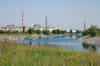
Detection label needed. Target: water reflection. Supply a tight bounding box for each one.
[82,43,96,51]
[29,38,33,45]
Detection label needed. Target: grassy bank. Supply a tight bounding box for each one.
[0,42,100,66]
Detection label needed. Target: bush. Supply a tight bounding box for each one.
[27,28,33,34]
[42,30,50,35]
[34,30,41,34]
[82,26,97,37]
[0,30,4,33]
[52,29,61,34]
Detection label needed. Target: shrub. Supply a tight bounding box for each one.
[42,30,50,35]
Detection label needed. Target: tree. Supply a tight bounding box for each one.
[42,30,50,35]
[69,29,73,37]
[69,29,73,34]
[82,25,97,37]
[0,30,4,33]
[52,29,61,34]
[60,30,66,34]
[75,30,81,34]
[27,28,32,34]
[22,26,26,32]
[34,30,41,34]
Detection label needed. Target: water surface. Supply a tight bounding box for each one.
[18,36,99,51]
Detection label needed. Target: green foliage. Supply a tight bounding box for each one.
[0,30,5,33]
[75,30,81,34]
[69,29,73,34]
[52,29,60,34]
[34,30,41,34]
[69,29,73,37]
[27,28,33,34]
[42,30,50,35]
[82,25,98,37]
[52,29,66,34]
[0,42,100,66]
[60,30,66,34]
[22,26,26,32]
[88,26,96,37]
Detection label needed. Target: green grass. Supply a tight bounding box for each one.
[0,42,100,66]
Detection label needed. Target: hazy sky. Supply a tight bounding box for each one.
[0,0,100,30]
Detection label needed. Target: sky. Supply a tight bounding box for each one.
[0,0,100,30]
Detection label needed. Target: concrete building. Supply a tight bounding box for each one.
[0,24,30,32]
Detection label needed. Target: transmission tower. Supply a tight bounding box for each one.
[45,16,48,30]
[21,12,25,32]
[83,18,87,31]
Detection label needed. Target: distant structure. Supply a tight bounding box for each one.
[0,24,22,32]
[21,12,25,32]
[83,22,86,31]
[83,17,87,31]
[45,16,48,30]
[33,24,41,30]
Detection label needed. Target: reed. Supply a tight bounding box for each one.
[0,41,100,66]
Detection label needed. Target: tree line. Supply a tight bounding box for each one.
[27,28,67,35]
[82,25,100,37]
[0,28,67,35]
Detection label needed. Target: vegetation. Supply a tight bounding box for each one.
[22,26,26,32]
[34,30,42,34]
[82,25,100,37]
[42,30,50,35]
[0,25,68,35]
[52,29,66,34]
[0,42,100,66]
[27,28,33,34]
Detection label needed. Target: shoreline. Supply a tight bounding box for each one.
[81,36,100,46]
[0,34,67,41]
[0,34,65,48]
